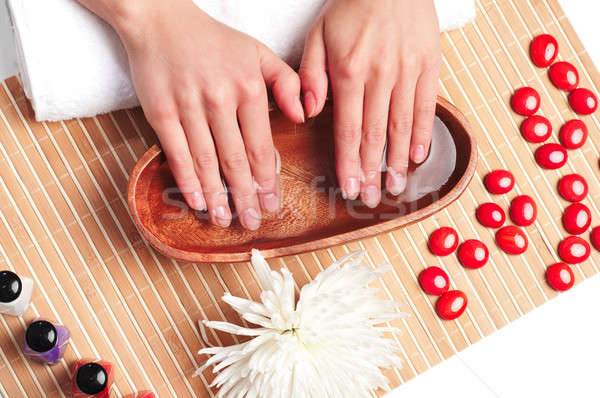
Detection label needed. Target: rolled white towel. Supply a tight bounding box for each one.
[7,0,476,122]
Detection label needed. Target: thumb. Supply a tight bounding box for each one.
[299,23,328,118]
[259,46,305,124]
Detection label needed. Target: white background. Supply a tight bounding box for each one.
[0,1,599,397]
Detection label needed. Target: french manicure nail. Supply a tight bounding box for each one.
[412,145,426,164]
[363,185,381,209]
[243,208,262,231]
[212,206,231,227]
[262,193,280,213]
[304,91,317,118]
[387,169,407,195]
[343,178,360,200]
[191,192,206,211]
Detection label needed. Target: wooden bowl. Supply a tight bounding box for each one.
[128,97,477,263]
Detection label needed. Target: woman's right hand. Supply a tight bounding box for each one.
[83,0,304,230]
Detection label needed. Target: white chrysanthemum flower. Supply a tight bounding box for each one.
[195,249,407,398]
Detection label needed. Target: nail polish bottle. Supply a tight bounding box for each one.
[23,318,70,365]
[0,270,33,316]
[72,359,114,398]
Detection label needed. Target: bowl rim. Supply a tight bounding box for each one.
[127,96,477,263]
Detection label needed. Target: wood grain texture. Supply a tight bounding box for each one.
[0,1,598,397]
[128,97,477,262]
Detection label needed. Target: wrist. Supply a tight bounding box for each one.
[106,2,149,45]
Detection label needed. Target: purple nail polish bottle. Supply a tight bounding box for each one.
[23,318,70,365]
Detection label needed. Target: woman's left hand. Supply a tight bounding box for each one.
[300,0,441,207]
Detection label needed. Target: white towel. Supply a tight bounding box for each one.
[6,0,476,122]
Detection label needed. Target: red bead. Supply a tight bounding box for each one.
[510,195,537,227]
[546,262,575,291]
[535,143,568,169]
[569,88,598,115]
[428,227,459,256]
[521,115,552,143]
[559,119,588,149]
[496,226,528,255]
[436,290,468,321]
[558,174,588,202]
[558,236,590,264]
[476,202,506,228]
[530,34,558,67]
[457,239,489,269]
[563,203,591,235]
[419,266,450,296]
[591,226,600,251]
[72,360,114,398]
[136,393,156,398]
[549,61,579,91]
[512,87,541,116]
[484,170,515,194]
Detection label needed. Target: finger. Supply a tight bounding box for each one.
[150,109,207,212]
[180,108,232,227]
[360,79,393,208]
[299,22,329,118]
[260,46,305,124]
[386,72,418,195]
[331,76,364,201]
[410,62,440,164]
[207,106,262,231]
[237,84,280,213]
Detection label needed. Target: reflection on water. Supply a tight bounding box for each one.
[392,116,456,203]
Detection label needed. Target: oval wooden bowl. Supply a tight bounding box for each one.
[128,97,477,263]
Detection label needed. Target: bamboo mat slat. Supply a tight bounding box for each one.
[0,0,599,396]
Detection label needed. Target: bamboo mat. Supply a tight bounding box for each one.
[0,0,598,396]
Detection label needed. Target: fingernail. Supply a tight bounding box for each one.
[342,178,360,200]
[363,185,381,209]
[411,145,426,164]
[242,208,262,231]
[387,170,407,195]
[262,193,280,213]
[295,97,306,123]
[304,91,317,118]
[190,192,206,211]
[212,205,232,227]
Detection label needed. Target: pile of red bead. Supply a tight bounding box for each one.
[480,170,532,256]
[526,33,599,292]
[423,227,469,321]
[530,33,598,114]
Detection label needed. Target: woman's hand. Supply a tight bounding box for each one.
[300,0,441,207]
[79,0,304,230]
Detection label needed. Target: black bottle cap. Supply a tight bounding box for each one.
[0,270,22,303]
[76,362,108,395]
[25,320,57,353]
